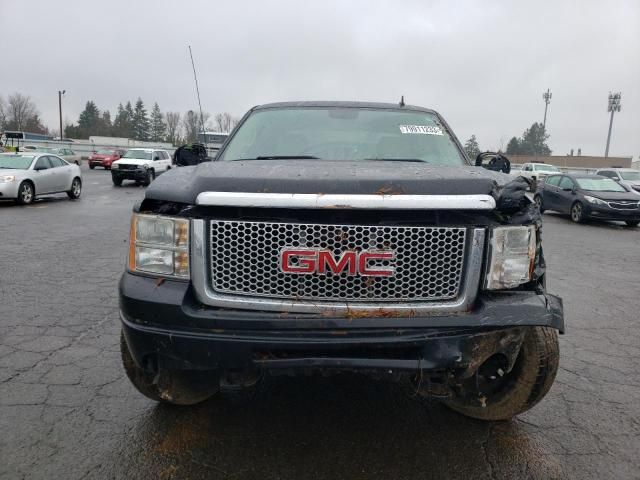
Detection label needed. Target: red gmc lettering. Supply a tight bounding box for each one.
[281,250,316,273]
[358,251,395,276]
[280,249,395,276]
[318,251,356,274]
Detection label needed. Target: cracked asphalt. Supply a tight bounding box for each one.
[1,166,639,479]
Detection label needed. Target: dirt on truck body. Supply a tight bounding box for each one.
[119,101,564,421]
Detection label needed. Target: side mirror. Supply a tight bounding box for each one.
[475,152,511,174]
[34,166,46,171]
[154,156,160,161]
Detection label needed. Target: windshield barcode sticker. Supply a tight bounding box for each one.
[399,125,443,135]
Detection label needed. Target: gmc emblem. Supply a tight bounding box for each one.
[280,249,395,276]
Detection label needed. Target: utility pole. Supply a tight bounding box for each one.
[605,92,621,158]
[58,90,65,140]
[188,46,206,140]
[542,89,552,130]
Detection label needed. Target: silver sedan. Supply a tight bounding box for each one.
[0,153,82,205]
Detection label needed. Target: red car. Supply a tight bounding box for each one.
[88,149,126,170]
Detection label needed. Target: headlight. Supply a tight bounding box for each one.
[583,195,607,206]
[485,226,536,290]
[112,163,119,169]
[0,175,16,183]
[128,214,190,278]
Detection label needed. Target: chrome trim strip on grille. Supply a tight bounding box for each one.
[606,200,640,210]
[195,192,496,210]
[191,219,485,314]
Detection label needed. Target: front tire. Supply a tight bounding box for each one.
[570,202,585,223]
[120,330,219,405]
[89,164,95,170]
[112,176,123,187]
[625,220,639,227]
[67,177,82,199]
[443,327,559,421]
[16,181,35,205]
[142,169,155,186]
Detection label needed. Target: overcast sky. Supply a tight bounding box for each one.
[1,0,638,158]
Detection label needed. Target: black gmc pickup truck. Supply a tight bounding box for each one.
[119,101,564,421]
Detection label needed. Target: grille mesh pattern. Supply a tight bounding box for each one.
[209,221,467,302]
[608,201,639,210]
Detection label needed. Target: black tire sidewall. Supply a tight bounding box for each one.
[17,181,34,205]
[68,178,82,199]
[571,202,584,223]
[444,327,559,421]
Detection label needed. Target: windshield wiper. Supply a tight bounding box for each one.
[238,155,320,160]
[364,158,428,163]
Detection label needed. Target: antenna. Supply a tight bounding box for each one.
[188,45,206,140]
[399,95,405,107]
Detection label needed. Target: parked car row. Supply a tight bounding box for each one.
[534,173,640,227]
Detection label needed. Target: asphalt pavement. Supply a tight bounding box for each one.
[1,166,639,479]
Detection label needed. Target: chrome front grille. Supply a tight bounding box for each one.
[209,220,467,302]
[607,201,639,210]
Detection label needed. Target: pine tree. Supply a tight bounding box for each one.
[519,123,551,156]
[506,137,521,155]
[463,135,481,160]
[113,102,135,138]
[77,101,101,138]
[112,103,126,137]
[99,110,112,136]
[149,103,166,142]
[124,101,135,138]
[506,123,551,156]
[132,98,150,141]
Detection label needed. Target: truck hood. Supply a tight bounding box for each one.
[113,159,150,167]
[145,160,512,205]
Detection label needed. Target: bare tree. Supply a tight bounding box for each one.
[214,112,238,133]
[6,93,37,131]
[182,110,210,143]
[0,95,6,129]
[165,112,182,145]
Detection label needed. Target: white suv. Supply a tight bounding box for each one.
[519,163,562,184]
[111,148,172,186]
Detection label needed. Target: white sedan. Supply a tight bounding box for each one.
[34,147,82,165]
[0,152,82,205]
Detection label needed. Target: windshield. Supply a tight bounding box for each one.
[97,149,115,155]
[0,155,34,169]
[620,171,640,181]
[219,107,465,165]
[123,150,152,160]
[534,164,560,172]
[576,177,626,192]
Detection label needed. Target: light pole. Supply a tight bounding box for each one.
[58,90,66,140]
[605,92,621,158]
[542,89,552,130]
